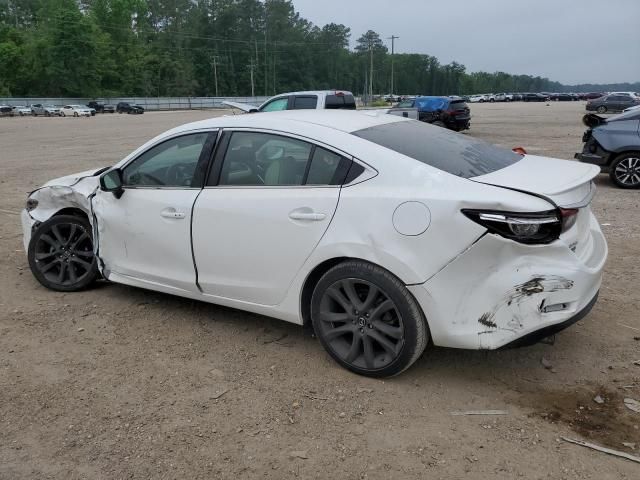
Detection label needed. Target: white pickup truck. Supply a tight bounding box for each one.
[224,90,418,119]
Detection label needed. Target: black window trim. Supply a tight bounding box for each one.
[120,129,219,190]
[203,127,364,189]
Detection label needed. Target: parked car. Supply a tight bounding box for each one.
[60,105,92,117]
[11,105,33,116]
[0,105,12,117]
[468,95,486,103]
[623,104,640,113]
[87,101,116,113]
[510,93,523,101]
[551,93,574,101]
[21,110,607,377]
[586,94,640,114]
[522,93,548,102]
[30,104,61,116]
[575,109,640,188]
[224,90,357,113]
[494,93,508,102]
[87,106,96,116]
[383,94,401,102]
[582,92,606,100]
[116,102,145,114]
[395,96,470,131]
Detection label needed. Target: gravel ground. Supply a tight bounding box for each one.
[1,102,639,479]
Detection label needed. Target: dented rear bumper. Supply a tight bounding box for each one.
[408,212,607,349]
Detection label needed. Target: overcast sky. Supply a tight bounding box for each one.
[291,0,639,85]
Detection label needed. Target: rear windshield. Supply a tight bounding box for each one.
[352,120,522,178]
[449,100,468,110]
[325,94,356,110]
[415,97,448,111]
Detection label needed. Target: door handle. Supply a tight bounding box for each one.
[161,209,186,219]
[289,211,326,221]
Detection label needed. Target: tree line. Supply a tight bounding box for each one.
[1,0,637,98]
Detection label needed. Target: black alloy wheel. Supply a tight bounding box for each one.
[311,261,428,377]
[28,215,99,291]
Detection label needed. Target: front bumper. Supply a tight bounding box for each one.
[408,211,607,350]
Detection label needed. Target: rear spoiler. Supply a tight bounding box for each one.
[582,113,606,128]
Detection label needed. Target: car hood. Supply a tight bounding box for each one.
[471,155,599,207]
[42,167,107,189]
[222,100,258,112]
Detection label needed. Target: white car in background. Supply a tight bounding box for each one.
[60,105,92,117]
[11,105,33,116]
[21,110,607,377]
[622,104,640,113]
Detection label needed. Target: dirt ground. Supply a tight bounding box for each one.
[1,102,639,479]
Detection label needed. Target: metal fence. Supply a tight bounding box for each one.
[0,96,271,111]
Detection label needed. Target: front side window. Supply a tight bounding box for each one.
[218,132,312,186]
[123,133,209,187]
[260,97,289,112]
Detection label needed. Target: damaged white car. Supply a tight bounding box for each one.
[22,110,607,377]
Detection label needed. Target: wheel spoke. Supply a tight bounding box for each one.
[368,330,399,356]
[70,232,89,249]
[369,299,394,321]
[65,224,77,246]
[40,258,60,273]
[67,263,78,283]
[362,336,375,368]
[36,251,57,261]
[39,233,60,249]
[372,320,403,339]
[51,225,66,245]
[56,262,67,283]
[361,285,380,311]
[345,335,362,363]
[341,279,362,309]
[326,286,351,312]
[318,312,350,323]
[324,324,354,341]
[71,256,92,270]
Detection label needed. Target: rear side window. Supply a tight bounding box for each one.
[325,94,356,110]
[306,147,350,185]
[292,96,318,110]
[352,120,522,178]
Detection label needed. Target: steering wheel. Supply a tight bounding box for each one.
[167,164,192,186]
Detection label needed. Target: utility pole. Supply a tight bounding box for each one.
[211,56,220,97]
[369,40,374,101]
[387,35,399,94]
[248,60,256,97]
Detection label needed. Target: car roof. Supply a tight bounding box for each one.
[171,110,405,136]
[271,90,354,97]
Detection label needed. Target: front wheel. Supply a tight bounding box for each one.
[311,261,429,377]
[28,215,99,292]
[60,112,66,117]
[610,153,640,189]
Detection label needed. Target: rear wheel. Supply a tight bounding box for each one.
[28,215,99,292]
[311,261,429,377]
[609,153,640,189]
[596,105,607,114]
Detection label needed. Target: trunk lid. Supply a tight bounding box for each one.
[471,154,599,207]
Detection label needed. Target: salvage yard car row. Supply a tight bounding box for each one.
[0,102,145,117]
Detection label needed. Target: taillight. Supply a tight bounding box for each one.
[462,209,561,244]
[559,208,579,232]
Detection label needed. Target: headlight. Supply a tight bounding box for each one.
[26,198,39,211]
[462,209,562,244]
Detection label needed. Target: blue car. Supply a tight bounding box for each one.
[396,96,471,131]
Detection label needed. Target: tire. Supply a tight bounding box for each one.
[74,112,79,117]
[596,105,607,114]
[45,111,50,117]
[311,260,429,377]
[609,153,640,189]
[28,215,99,292]
[61,112,66,117]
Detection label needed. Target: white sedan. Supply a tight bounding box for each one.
[60,105,92,117]
[21,111,607,377]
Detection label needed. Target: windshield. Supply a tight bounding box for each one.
[352,120,522,178]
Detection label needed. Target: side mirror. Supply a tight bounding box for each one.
[100,169,124,198]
